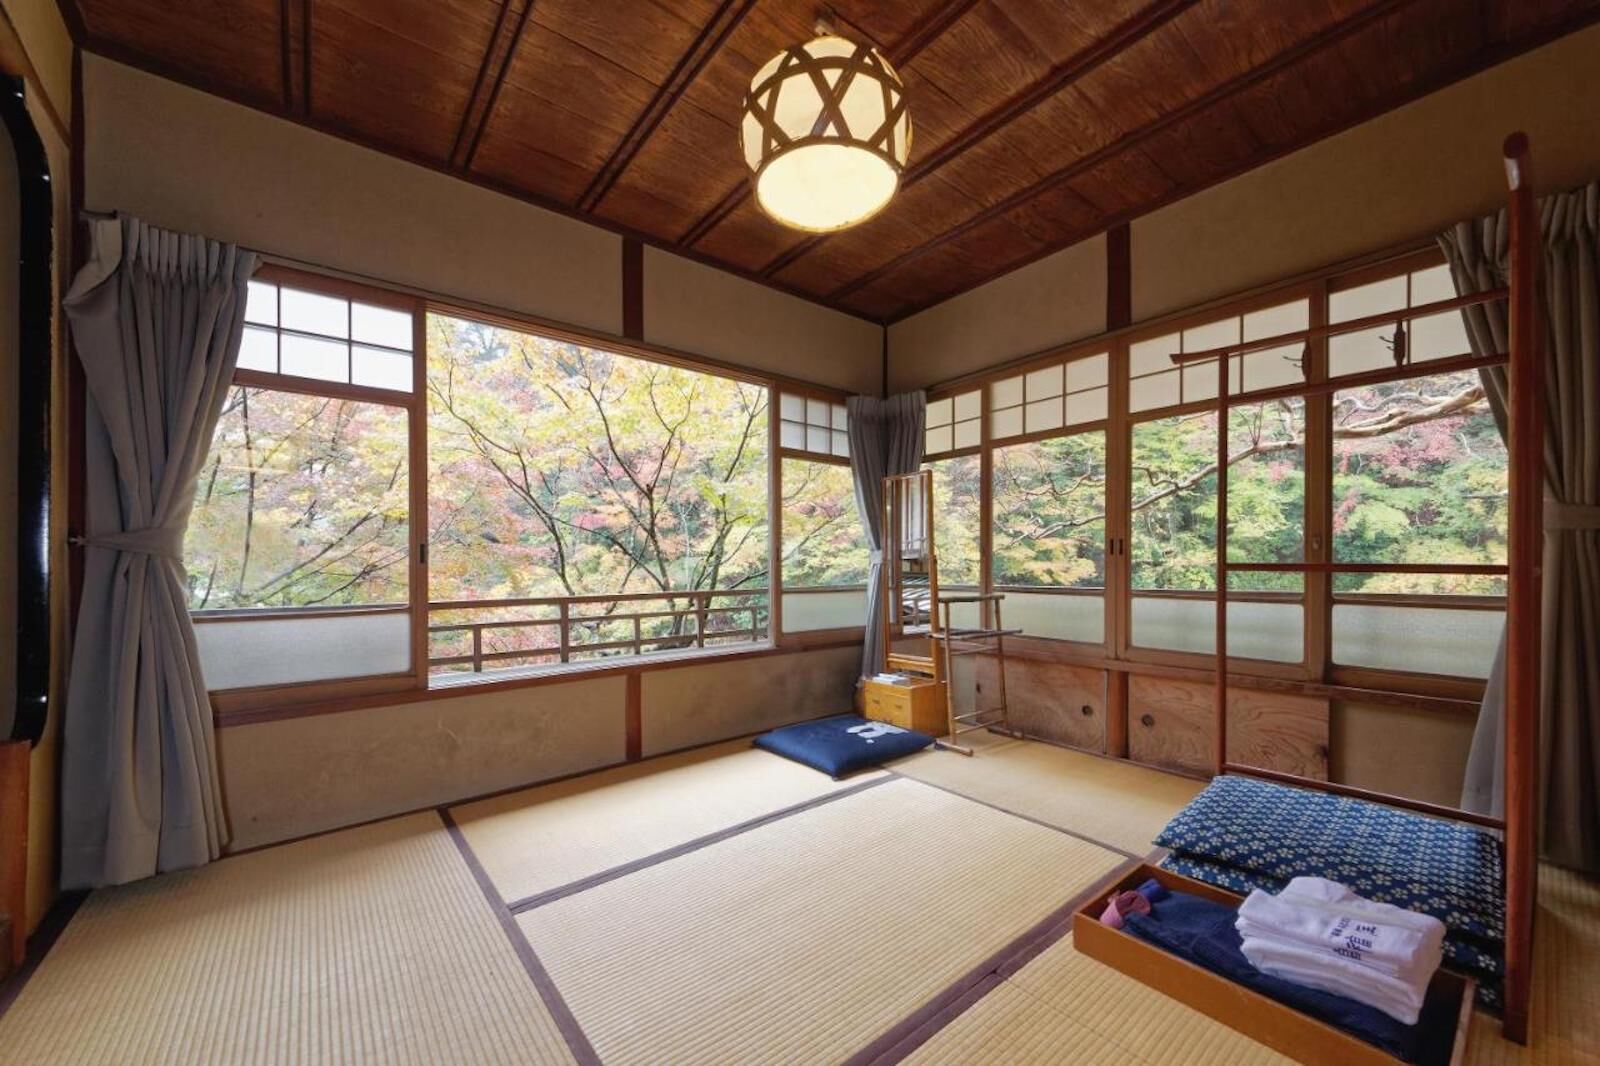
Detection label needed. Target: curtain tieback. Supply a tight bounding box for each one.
[75,525,186,560]
[1545,500,1600,530]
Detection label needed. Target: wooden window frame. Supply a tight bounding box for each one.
[207,264,858,720]
[916,243,1498,705]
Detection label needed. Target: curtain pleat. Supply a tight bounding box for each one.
[847,392,926,680]
[1441,182,1600,873]
[60,217,257,887]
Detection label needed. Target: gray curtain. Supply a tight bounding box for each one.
[61,217,257,887]
[847,392,926,680]
[1441,182,1600,874]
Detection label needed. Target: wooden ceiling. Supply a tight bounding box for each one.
[65,0,1600,323]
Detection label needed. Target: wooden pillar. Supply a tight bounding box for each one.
[1500,130,1541,1047]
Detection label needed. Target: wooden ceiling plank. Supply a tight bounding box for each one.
[826,0,1414,302]
[460,0,535,170]
[576,0,757,213]
[449,0,516,167]
[756,0,1199,278]
[877,0,1600,322]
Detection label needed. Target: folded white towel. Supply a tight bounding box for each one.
[1240,935,1428,1024]
[1237,888,1443,978]
[1235,877,1445,1026]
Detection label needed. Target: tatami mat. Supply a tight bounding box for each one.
[517,777,1124,1065]
[450,739,882,904]
[0,813,576,1066]
[896,732,1205,855]
[1466,864,1600,1064]
[899,981,1131,1064]
[904,934,1292,1065]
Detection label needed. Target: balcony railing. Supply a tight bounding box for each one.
[428,588,770,675]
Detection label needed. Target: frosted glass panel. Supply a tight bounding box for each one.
[1001,591,1103,643]
[1130,370,1180,411]
[1025,365,1063,400]
[1410,264,1455,304]
[1024,398,1062,434]
[194,610,410,689]
[1067,353,1108,390]
[806,425,830,452]
[925,425,952,454]
[1409,311,1470,363]
[953,390,981,420]
[832,431,849,458]
[281,287,349,338]
[806,398,830,425]
[779,392,805,420]
[280,334,349,381]
[352,346,412,391]
[991,406,1023,439]
[1131,596,1303,661]
[1243,299,1309,341]
[781,589,867,633]
[352,303,413,350]
[237,326,277,372]
[926,397,953,426]
[1183,317,1240,352]
[952,419,981,450]
[991,375,1024,408]
[245,281,278,326]
[1130,333,1179,376]
[1331,276,1406,322]
[780,421,805,449]
[1332,604,1501,678]
[1065,388,1106,425]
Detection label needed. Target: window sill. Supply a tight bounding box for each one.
[212,635,864,728]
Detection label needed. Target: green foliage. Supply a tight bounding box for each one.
[184,387,410,609]
[927,454,981,585]
[781,458,869,587]
[992,434,1105,588]
[426,315,771,602]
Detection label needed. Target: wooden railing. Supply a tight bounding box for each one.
[428,588,769,674]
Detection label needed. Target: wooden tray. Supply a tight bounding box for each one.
[1073,863,1474,1066]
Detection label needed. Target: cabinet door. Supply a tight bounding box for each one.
[976,657,1106,752]
[1128,676,1329,779]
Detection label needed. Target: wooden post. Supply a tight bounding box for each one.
[471,625,483,672]
[1500,130,1541,1047]
[558,602,571,662]
[1214,352,1230,776]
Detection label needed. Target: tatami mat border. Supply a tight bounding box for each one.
[886,770,1144,861]
[505,774,895,913]
[440,808,602,1066]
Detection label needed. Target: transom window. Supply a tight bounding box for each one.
[243,277,417,392]
[989,351,1108,439]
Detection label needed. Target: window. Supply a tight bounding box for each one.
[1128,299,1309,414]
[1128,404,1305,662]
[991,432,1106,643]
[926,454,981,587]
[1329,263,1470,377]
[1330,368,1506,678]
[925,388,980,455]
[778,391,848,458]
[780,458,869,633]
[425,313,771,675]
[989,352,1108,440]
[186,270,421,693]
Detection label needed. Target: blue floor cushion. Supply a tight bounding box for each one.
[754,714,934,778]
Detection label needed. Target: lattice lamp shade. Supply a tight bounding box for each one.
[741,35,912,233]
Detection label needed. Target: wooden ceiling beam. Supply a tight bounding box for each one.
[453,0,535,171]
[828,0,1415,303]
[578,0,757,212]
[759,0,1201,278]
[675,0,982,248]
